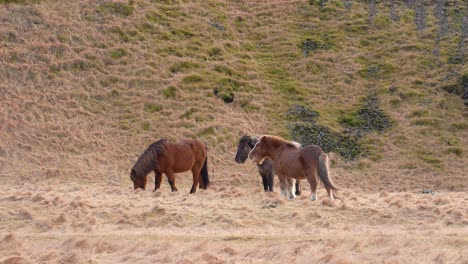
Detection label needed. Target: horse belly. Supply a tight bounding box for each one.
[277,155,306,179]
[172,155,194,173]
[288,166,306,179]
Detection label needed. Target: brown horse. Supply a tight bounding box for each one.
[130,139,209,193]
[235,135,301,195]
[248,135,337,201]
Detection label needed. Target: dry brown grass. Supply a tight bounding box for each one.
[0,0,467,263]
[0,180,467,263]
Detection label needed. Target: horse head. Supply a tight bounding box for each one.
[235,135,258,163]
[130,168,147,190]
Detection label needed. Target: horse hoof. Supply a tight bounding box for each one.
[310,194,317,201]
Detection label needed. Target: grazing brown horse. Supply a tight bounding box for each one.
[130,139,210,193]
[235,135,301,195]
[248,135,338,201]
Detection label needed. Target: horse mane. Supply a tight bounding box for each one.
[132,139,167,177]
[290,141,301,148]
[238,135,263,148]
[262,135,301,149]
[240,135,252,145]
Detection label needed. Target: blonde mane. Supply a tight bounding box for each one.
[260,135,301,149]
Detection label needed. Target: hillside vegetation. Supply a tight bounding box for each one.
[0,1,467,263]
[1,0,466,191]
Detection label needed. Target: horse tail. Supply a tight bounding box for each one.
[201,154,210,189]
[318,154,338,190]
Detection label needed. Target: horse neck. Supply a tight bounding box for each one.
[264,139,286,161]
[133,150,157,176]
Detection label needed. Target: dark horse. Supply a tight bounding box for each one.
[130,139,210,193]
[235,135,301,195]
[249,135,338,201]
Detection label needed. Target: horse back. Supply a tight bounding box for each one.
[300,145,324,156]
[180,139,206,159]
[160,140,206,173]
[275,148,304,177]
[299,145,324,167]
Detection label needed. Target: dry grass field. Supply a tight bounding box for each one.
[0,0,467,263]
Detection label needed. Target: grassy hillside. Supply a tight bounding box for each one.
[0,0,466,191]
[1,1,467,263]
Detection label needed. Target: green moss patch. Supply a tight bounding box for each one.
[97,2,134,17]
[287,105,319,123]
[289,122,363,160]
[358,63,396,79]
[213,87,234,103]
[339,92,391,135]
[300,38,331,57]
[287,105,363,160]
[162,86,177,98]
[442,73,468,105]
[182,74,204,83]
[110,48,128,59]
[170,61,200,73]
[143,103,163,113]
[197,126,216,137]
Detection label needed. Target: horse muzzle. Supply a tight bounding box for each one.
[235,154,247,164]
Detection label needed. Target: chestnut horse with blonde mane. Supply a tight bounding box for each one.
[235,135,302,194]
[130,139,209,193]
[249,135,337,201]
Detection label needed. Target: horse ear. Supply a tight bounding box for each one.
[249,137,258,147]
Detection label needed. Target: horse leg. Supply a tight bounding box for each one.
[261,174,268,192]
[287,178,296,200]
[198,169,205,189]
[295,181,301,196]
[190,167,201,194]
[306,170,318,201]
[278,176,288,198]
[166,171,178,192]
[153,171,162,192]
[266,172,274,192]
[326,187,334,200]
